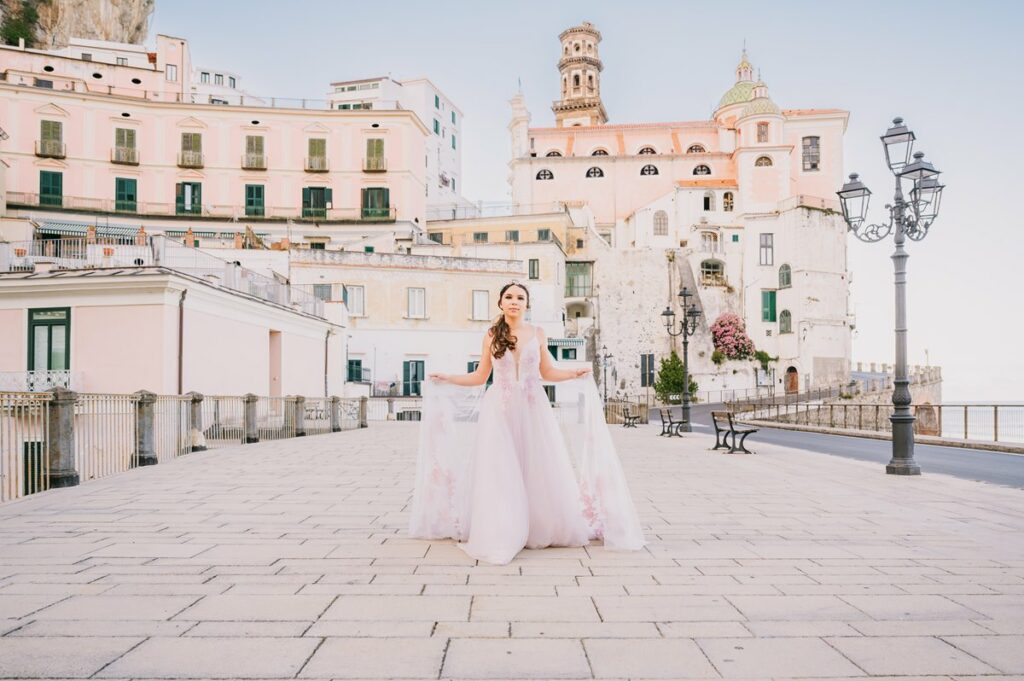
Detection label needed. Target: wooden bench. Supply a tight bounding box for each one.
[711,411,758,454]
[658,407,687,437]
[621,406,640,428]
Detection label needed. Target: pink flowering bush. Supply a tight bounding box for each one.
[710,313,755,360]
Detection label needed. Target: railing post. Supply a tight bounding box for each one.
[386,396,395,421]
[294,396,306,437]
[330,396,342,432]
[964,405,969,440]
[187,391,206,452]
[243,393,259,444]
[46,387,79,488]
[359,396,368,428]
[135,390,158,467]
[993,405,999,442]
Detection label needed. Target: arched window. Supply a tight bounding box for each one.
[586,167,604,178]
[653,210,668,236]
[779,310,792,334]
[779,264,792,288]
[591,149,608,156]
[700,259,725,286]
[723,191,734,212]
[536,169,554,180]
[686,144,706,154]
[755,156,773,167]
[545,150,562,157]
[703,191,715,211]
[640,164,659,176]
[573,74,580,86]
[693,164,711,175]
[638,146,657,155]
[587,74,593,88]
[757,122,769,142]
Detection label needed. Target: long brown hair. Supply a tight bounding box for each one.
[490,282,530,359]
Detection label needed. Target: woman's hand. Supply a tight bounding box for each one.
[428,373,450,383]
[573,368,592,378]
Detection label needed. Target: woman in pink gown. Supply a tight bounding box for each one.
[409,282,645,565]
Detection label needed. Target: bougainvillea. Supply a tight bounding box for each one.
[710,313,755,360]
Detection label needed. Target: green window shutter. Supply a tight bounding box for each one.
[360,188,368,210]
[302,187,311,210]
[770,291,776,321]
[309,138,325,157]
[41,120,62,142]
[761,291,777,322]
[452,135,456,150]
[175,182,184,212]
[366,138,383,159]
[193,182,201,207]
[382,188,390,208]
[325,187,333,206]
[115,127,136,148]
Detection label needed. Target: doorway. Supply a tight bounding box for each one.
[785,366,799,394]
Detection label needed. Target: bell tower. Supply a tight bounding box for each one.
[552,22,608,127]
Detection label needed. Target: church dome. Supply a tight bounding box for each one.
[717,81,755,109]
[741,96,780,117]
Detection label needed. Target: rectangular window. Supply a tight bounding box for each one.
[165,63,177,82]
[347,359,363,382]
[34,78,53,88]
[81,53,92,61]
[214,73,223,85]
[802,136,821,171]
[561,348,577,360]
[640,353,655,388]
[245,184,265,217]
[360,187,390,219]
[761,290,777,322]
[433,119,440,135]
[229,76,236,88]
[528,258,540,280]
[428,232,444,244]
[473,232,488,243]
[180,132,201,153]
[732,234,740,243]
[310,242,325,250]
[364,246,375,253]
[175,181,202,215]
[312,284,332,301]
[115,177,137,212]
[506,230,519,242]
[345,285,365,316]
[28,308,70,371]
[407,287,426,318]
[365,138,385,170]
[759,233,774,266]
[307,138,327,170]
[757,122,769,143]
[115,127,136,150]
[39,170,63,207]
[302,186,332,218]
[538,228,551,241]
[244,135,265,168]
[434,94,440,108]
[116,56,128,66]
[200,71,210,83]
[451,135,456,150]
[403,360,425,396]
[467,360,493,386]
[565,262,593,297]
[451,111,456,125]
[39,119,62,158]
[472,290,489,320]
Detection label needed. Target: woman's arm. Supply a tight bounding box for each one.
[429,331,494,387]
[537,328,591,382]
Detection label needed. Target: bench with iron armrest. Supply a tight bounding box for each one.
[620,406,641,428]
[711,410,758,454]
[658,407,687,437]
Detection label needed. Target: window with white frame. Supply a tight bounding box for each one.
[703,191,715,211]
[759,233,774,266]
[723,191,734,212]
[407,287,426,318]
[701,231,719,253]
[165,64,177,82]
[757,122,769,143]
[802,136,820,171]
[472,290,489,320]
[214,73,223,86]
[345,285,365,316]
[200,71,210,83]
[653,210,668,236]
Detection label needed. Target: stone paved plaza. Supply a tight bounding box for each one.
[1,422,1023,680]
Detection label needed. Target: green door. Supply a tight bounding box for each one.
[245,184,265,217]
[115,177,137,212]
[361,187,390,219]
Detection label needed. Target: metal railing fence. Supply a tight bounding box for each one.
[201,396,246,446]
[0,393,51,503]
[153,396,192,462]
[75,393,138,482]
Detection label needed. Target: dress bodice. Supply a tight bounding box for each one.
[491,330,540,387]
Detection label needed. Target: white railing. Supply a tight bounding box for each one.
[366,397,422,422]
[35,139,66,158]
[111,146,139,164]
[363,157,387,172]
[256,397,290,440]
[0,392,50,503]
[303,398,332,435]
[0,370,75,392]
[305,156,329,171]
[177,150,204,168]
[154,396,192,462]
[201,396,246,446]
[426,201,567,221]
[74,394,138,482]
[242,153,267,170]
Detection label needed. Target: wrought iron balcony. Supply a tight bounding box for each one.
[0,370,74,392]
[177,151,204,168]
[111,146,139,165]
[305,156,329,172]
[35,139,66,158]
[363,157,387,172]
[242,153,267,170]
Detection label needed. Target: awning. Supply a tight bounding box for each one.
[165,229,271,239]
[35,220,141,238]
[547,337,585,348]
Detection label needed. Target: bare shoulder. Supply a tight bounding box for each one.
[534,325,547,341]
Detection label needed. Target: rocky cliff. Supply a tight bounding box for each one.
[1,0,153,48]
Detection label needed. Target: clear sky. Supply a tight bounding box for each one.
[151,0,1024,401]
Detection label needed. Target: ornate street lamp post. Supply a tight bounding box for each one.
[600,345,613,404]
[837,117,945,476]
[661,287,701,432]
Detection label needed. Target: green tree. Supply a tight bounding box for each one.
[653,351,699,404]
[1,1,41,48]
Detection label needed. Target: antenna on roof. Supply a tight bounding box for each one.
[517,76,522,93]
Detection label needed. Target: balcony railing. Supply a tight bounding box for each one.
[111,146,139,165]
[363,157,387,172]
[6,192,397,223]
[177,151,204,168]
[565,284,594,298]
[700,273,729,287]
[0,370,74,392]
[242,153,267,170]
[35,139,66,158]
[305,156,329,172]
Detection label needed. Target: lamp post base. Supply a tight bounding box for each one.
[885,460,921,476]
